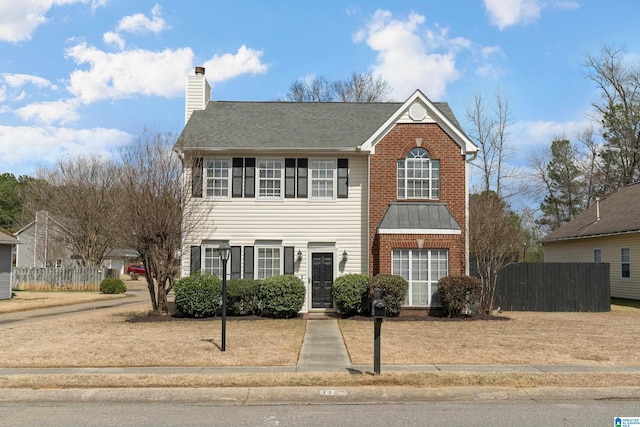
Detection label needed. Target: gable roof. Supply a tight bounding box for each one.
[0,227,18,245]
[174,95,473,153]
[540,183,640,243]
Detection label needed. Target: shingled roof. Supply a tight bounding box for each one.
[175,100,462,151]
[540,183,640,243]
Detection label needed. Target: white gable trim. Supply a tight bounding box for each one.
[358,90,478,155]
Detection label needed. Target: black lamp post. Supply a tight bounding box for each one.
[218,242,231,351]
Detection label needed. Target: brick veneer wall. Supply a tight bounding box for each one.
[369,122,467,278]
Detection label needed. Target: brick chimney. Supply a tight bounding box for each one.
[185,66,211,125]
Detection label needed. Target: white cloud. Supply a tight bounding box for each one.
[484,0,578,30]
[355,10,468,100]
[15,100,80,125]
[0,125,132,175]
[202,45,269,83]
[0,85,5,102]
[103,31,125,50]
[0,0,106,43]
[3,73,58,90]
[512,117,594,156]
[116,4,168,35]
[65,42,195,103]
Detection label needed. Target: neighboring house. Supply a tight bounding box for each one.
[541,183,640,300]
[14,211,74,268]
[175,67,478,313]
[0,227,19,299]
[102,248,140,276]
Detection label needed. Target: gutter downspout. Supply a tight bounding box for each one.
[464,150,478,276]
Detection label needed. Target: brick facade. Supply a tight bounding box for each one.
[369,123,467,279]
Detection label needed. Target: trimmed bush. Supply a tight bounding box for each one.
[173,274,221,318]
[99,278,127,294]
[369,274,408,317]
[332,274,370,316]
[438,276,482,317]
[259,274,305,318]
[226,279,260,315]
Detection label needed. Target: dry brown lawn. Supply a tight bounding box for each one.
[339,304,640,366]
[0,291,127,314]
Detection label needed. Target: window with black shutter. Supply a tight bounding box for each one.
[245,158,255,198]
[192,157,203,198]
[243,246,254,279]
[297,158,308,198]
[190,246,201,274]
[232,158,243,197]
[285,158,296,198]
[338,158,348,198]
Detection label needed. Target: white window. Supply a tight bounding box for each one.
[621,248,630,278]
[593,249,602,263]
[397,148,440,199]
[392,249,448,306]
[205,159,230,197]
[257,247,281,279]
[310,160,335,198]
[258,160,283,198]
[203,246,224,278]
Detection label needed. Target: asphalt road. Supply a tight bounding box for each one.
[1,400,639,426]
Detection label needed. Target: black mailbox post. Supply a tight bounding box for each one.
[372,288,385,375]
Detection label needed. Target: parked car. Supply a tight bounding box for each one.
[126,264,145,275]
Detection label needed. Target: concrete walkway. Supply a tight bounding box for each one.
[296,318,351,372]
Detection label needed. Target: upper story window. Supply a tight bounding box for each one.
[205,159,230,197]
[397,148,440,199]
[311,160,335,198]
[258,160,283,198]
[621,247,631,279]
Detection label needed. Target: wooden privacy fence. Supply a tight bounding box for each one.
[12,267,118,291]
[494,262,610,312]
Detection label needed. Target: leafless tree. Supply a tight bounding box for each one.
[117,130,184,314]
[334,72,391,102]
[26,156,121,267]
[465,91,517,197]
[282,72,392,102]
[469,192,525,312]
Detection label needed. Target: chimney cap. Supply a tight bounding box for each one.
[195,66,205,75]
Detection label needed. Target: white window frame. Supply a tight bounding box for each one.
[202,242,229,279]
[621,247,631,279]
[205,158,230,198]
[593,248,602,263]
[310,159,336,199]
[392,249,448,306]
[397,148,440,199]
[258,159,283,199]
[256,246,282,279]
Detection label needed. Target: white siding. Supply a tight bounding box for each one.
[181,154,369,311]
[185,75,210,125]
[544,233,640,300]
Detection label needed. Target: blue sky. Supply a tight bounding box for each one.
[1,0,639,186]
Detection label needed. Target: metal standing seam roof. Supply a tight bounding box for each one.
[175,101,463,151]
[540,182,640,242]
[377,202,461,232]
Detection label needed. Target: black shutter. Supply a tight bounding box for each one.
[338,158,348,198]
[297,158,308,198]
[231,246,241,279]
[190,246,201,274]
[285,158,296,198]
[232,158,243,198]
[245,158,255,198]
[284,246,294,275]
[243,246,254,279]
[192,157,203,198]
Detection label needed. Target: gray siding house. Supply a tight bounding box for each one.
[0,228,18,299]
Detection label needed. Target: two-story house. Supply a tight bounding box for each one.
[175,67,478,313]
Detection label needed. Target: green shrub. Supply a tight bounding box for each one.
[226,279,260,315]
[438,276,482,317]
[259,274,305,318]
[99,278,127,294]
[173,274,222,318]
[369,274,408,317]
[332,274,370,316]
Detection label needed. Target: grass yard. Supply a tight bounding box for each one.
[339,304,640,366]
[0,290,127,314]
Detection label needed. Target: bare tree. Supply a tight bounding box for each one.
[117,130,184,314]
[469,192,524,312]
[26,156,121,267]
[465,90,516,197]
[334,72,391,102]
[584,44,640,189]
[282,72,392,102]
